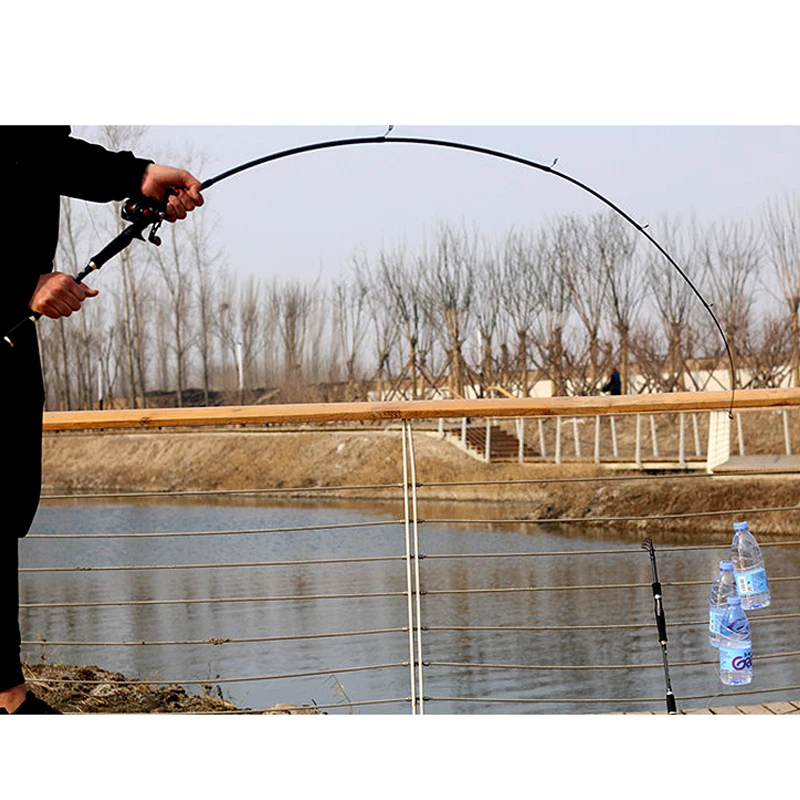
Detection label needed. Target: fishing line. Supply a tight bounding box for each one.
[4,130,737,417]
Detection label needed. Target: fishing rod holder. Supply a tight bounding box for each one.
[642,536,678,713]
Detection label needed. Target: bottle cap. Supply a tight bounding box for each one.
[733,521,749,532]
[727,596,742,606]
[720,560,733,570]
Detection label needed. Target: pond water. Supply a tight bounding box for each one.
[21,497,800,714]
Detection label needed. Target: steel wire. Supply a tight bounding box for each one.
[20,555,404,573]
[423,695,670,705]
[422,581,652,596]
[38,468,800,505]
[28,662,408,686]
[26,518,402,540]
[676,683,800,703]
[426,682,800,706]
[22,581,800,609]
[424,504,800,527]
[21,589,408,610]
[21,627,407,647]
[425,650,800,672]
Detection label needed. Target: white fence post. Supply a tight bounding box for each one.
[736,413,745,456]
[635,414,643,468]
[610,416,619,458]
[706,410,732,473]
[594,416,601,465]
[784,410,792,455]
[555,417,562,465]
[650,415,659,458]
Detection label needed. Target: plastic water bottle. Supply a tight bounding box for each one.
[731,520,771,610]
[708,560,737,647]
[718,596,753,685]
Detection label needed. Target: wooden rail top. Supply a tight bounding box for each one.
[42,388,800,432]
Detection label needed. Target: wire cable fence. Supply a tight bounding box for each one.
[22,392,800,713]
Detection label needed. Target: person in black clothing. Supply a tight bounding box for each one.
[0,127,204,714]
[602,367,622,395]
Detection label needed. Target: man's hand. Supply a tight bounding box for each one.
[140,164,204,222]
[29,273,99,319]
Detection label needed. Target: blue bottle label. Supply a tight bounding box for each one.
[720,646,752,672]
[736,567,768,596]
[709,607,726,634]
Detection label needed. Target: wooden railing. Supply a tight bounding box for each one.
[42,388,800,431]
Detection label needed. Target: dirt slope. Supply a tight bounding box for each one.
[40,428,800,535]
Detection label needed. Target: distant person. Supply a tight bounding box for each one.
[602,368,622,396]
[0,126,204,715]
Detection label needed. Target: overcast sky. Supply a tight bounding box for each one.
[72,123,800,287]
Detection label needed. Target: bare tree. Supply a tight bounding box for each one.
[499,227,545,396]
[95,125,152,407]
[270,278,314,398]
[188,212,224,404]
[592,212,642,393]
[420,223,477,397]
[701,218,762,388]
[152,231,194,406]
[333,258,371,399]
[377,245,425,399]
[353,253,401,400]
[646,215,704,391]
[561,214,609,393]
[530,218,572,396]
[762,193,800,387]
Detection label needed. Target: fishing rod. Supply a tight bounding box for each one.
[3,194,170,348]
[2,130,738,416]
[642,537,678,714]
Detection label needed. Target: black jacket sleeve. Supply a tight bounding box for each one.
[0,126,153,333]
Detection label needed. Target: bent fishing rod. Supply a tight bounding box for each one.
[2,130,737,414]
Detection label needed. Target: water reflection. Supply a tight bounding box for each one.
[21,497,800,714]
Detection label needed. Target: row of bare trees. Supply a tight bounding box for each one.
[34,130,800,410]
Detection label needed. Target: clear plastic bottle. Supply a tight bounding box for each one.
[708,560,737,647]
[731,520,771,610]
[718,596,752,685]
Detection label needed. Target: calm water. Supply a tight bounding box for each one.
[21,498,800,714]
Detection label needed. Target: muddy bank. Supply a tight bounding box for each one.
[22,663,318,714]
[40,428,800,534]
